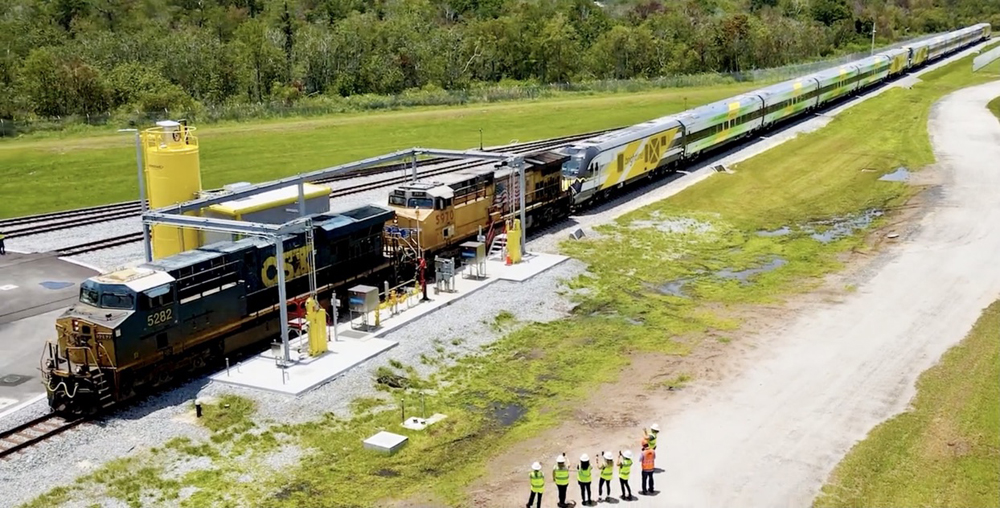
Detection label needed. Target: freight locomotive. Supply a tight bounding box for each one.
[42,205,394,413]
[41,22,990,415]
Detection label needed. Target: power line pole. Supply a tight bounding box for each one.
[871,22,877,56]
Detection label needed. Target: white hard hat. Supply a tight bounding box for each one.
[651,423,660,432]
[556,454,566,463]
[580,454,590,462]
[603,451,612,460]
[532,462,541,471]
[623,450,632,459]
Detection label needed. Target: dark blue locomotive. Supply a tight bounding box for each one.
[42,205,394,414]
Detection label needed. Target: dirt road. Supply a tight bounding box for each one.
[480,80,1000,507]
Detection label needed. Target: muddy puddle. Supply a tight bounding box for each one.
[878,167,911,182]
[806,209,884,243]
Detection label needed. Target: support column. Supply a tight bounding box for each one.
[297,181,306,217]
[275,237,291,366]
[142,221,153,263]
[518,158,527,256]
[135,131,147,215]
[411,153,418,182]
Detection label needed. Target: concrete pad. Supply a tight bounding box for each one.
[363,431,408,454]
[207,250,567,396]
[485,252,569,282]
[0,252,98,325]
[209,332,397,395]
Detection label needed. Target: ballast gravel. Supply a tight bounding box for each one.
[0,256,584,508]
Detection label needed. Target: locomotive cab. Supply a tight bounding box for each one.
[386,168,497,254]
[43,268,177,413]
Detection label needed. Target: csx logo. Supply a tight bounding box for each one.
[644,137,662,164]
[261,246,311,287]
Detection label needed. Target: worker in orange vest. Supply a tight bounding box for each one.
[640,440,656,495]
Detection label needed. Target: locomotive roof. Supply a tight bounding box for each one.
[92,267,176,292]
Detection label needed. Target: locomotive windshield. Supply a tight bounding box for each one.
[79,280,136,310]
[561,146,588,178]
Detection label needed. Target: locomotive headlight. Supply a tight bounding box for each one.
[72,319,79,331]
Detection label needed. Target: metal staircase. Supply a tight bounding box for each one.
[488,234,507,260]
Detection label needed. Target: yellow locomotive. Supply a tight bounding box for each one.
[386,153,569,255]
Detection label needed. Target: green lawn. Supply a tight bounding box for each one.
[814,300,1000,508]
[0,83,760,219]
[19,55,1000,508]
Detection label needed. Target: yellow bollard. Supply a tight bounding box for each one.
[306,297,328,356]
[507,219,523,264]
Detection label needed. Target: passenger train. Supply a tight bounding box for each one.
[41,22,990,415]
[559,23,991,207]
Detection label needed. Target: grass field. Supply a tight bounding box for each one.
[813,300,1000,508]
[0,82,761,219]
[990,96,1000,120]
[19,55,1000,508]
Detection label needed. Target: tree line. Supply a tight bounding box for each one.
[0,0,996,122]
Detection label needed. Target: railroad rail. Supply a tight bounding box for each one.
[56,233,145,257]
[1,130,617,240]
[0,413,86,459]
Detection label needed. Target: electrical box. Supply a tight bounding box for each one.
[461,241,487,279]
[460,241,485,263]
[348,285,379,313]
[435,257,456,293]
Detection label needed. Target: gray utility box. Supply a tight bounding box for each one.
[460,241,485,264]
[348,285,379,314]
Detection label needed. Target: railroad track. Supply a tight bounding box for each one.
[56,233,145,257]
[0,413,86,459]
[1,130,616,240]
[328,130,612,198]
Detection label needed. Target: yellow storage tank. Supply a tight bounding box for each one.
[142,120,203,259]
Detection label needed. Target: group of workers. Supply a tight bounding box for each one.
[526,424,660,508]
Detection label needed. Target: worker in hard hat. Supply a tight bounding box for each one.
[643,423,660,450]
[552,454,571,507]
[617,449,634,500]
[597,451,615,501]
[641,440,656,495]
[527,461,544,508]
[577,453,593,505]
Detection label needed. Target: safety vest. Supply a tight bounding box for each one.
[600,462,614,481]
[642,449,655,471]
[619,458,632,480]
[578,463,592,483]
[553,466,570,486]
[647,432,657,450]
[529,471,545,493]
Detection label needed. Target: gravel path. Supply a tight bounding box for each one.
[633,78,1000,508]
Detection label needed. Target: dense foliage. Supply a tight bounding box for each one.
[0,0,996,121]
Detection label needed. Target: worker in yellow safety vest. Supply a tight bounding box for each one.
[552,454,571,507]
[643,423,659,450]
[577,453,593,505]
[0,230,6,255]
[597,451,615,501]
[527,461,544,508]
[617,449,634,499]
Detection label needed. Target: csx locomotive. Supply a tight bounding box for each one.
[42,22,990,415]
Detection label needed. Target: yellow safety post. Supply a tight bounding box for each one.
[306,297,328,356]
[506,219,522,264]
